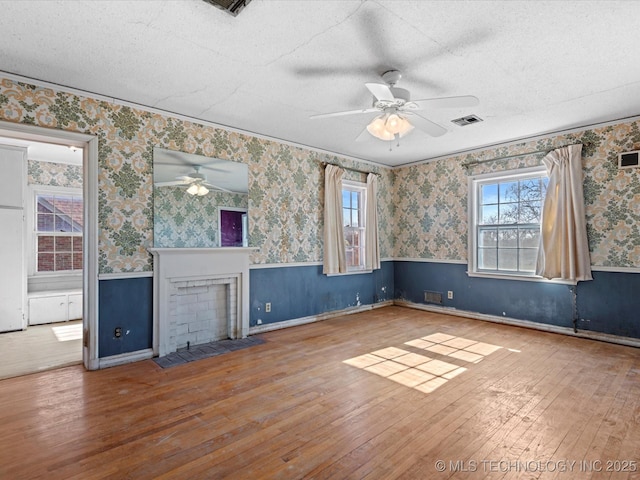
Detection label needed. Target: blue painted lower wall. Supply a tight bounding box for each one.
[98,277,153,358]
[249,261,394,326]
[95,260,639,358]
[394,261,640,339]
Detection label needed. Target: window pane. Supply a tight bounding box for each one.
[38,236,55,252]
[37,195,55,213]
[72,196,83,232]
[38,253,55,272]
[73,252,83,270]
[55,236,72,252]
[351,209,359,227]
[73,236,83,252]
[519,228,540,248]
[499,182,519,203]
[56,253,73,270]
[37,214,55,232]
[498,249,517,271]
[478,227,497,247]
[55,214,73,232]
[480,184,498,205]
[480,205,498,224]
[499,203,518,224]
[478,248,497,270]
[343,208,351,227]
[520,178,542,200]
[54,194,73,214]
[498,228,518,247]
[519,249,538,272]
[519,200,542,223]
[342,190,350,207]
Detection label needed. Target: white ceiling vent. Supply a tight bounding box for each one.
[452,114,483,127]
[203,0,251,16]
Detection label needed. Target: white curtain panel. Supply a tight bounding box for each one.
[536,144,593,282]
[323,164,346,274]
[365,172,381,270]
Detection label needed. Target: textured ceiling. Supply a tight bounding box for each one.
[1,0,639,167]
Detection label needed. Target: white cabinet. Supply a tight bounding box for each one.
[28,290,83,325]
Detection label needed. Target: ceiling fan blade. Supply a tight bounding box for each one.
[365,82,395,102]
[410,95,479,110]
[154,180,189,187]
[310,107,378,120]
[407,112,448,137]
[203,182,234,193]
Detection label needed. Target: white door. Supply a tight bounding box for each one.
[0,145,27,332]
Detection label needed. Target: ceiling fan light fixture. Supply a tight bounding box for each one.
[196,185,209,196]
[367,113,414,141]
[186,184,199,195]
[186,183,209,196]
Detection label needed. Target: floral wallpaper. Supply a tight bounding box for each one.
[28,159,82,188]
[0,77,393,273]
[154,186,248,248]
[393,120,640,268]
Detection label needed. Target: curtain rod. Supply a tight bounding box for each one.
[322,162,379,176]
[461,143,583,170]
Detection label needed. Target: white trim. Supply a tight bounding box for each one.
[394,300,640,349]
[399,114,640,168]
[393,257,467,264]
[249,300,393,335]
[591,265,640,274]
[326,269,373,277]
[0,70,391,172]
[0,121,99,371]
[466,270,577,285]
[250,261,323,269]
[98,348,154,369]
[98,271,154,280]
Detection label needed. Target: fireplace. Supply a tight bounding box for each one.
[148,248,253,357]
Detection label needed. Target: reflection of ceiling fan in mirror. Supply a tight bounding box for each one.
[154,166,233,196]
[310,70,479,145]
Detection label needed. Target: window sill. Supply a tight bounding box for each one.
[466,270,577,285]
[326,268,373,277]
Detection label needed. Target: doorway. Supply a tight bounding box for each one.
[0,121,98,377]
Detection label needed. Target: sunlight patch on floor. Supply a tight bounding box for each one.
[52,323,83,342]
[343,333,503,394]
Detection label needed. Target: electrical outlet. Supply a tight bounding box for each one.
[265,302,271,313]
[257,319,263,325]
[447,291,454,300]
[114,327,122,338]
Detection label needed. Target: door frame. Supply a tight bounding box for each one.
[0,120,99,370]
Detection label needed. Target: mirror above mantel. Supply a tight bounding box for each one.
[153,147,248,248]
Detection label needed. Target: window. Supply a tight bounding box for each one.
[34,190,83,273]
[469,167,548,278]
[342,181,367,271]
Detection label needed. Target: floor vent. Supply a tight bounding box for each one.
[452,114,483,127]
[424,291,443,305]
[203,0,252,16]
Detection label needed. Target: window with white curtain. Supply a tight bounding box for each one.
[468,167,548,278]
[342,180,367,271]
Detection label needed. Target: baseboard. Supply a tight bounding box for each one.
[98,348,154,369]
[394,300,640,349]
[248,300,394,335]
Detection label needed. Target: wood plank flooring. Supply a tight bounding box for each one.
[0,306,639,479]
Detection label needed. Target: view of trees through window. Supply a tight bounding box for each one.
[477,175,548,273]
[36,193,83,272]
[343,186,365,270]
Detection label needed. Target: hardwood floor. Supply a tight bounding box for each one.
[1,306,639,479]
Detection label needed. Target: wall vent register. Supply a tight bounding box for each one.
[618,150,640,169]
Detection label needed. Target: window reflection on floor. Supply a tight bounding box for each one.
[343,333,503,394]
[51,322,83,342]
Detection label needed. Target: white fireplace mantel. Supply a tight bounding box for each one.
[148,247,255,357]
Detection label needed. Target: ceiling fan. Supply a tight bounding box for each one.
[154,166,233,196]
[310,70,479,144]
